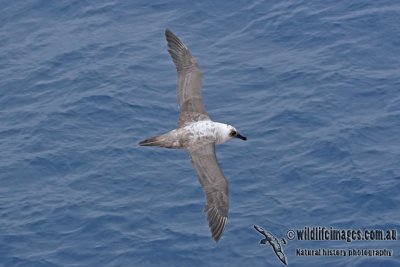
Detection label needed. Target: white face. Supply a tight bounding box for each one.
[227,126,238,139]
[226,125,246,141]
[215,123,246,144]
[215,124,236,144]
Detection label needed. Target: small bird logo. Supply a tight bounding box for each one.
[254,225,288,265]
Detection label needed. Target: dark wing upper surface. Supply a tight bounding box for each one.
[165,29,210,127]
[188,143,228,242]
[254,225,267,237]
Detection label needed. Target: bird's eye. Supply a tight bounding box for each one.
[230,130,237,137]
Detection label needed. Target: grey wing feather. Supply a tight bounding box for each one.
[188,143,228,242]
[165,29,210,127]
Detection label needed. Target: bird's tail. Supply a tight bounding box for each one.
[138,135,164,147]
[138,132,181,149]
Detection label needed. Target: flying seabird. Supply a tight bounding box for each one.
[139,29,247,242]
[254,225,288,265]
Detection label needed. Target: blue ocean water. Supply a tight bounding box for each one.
[1,0,399,266]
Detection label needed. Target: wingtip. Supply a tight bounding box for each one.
[165,28,182,47]
[212,230,223,242]
[208,214,227,242]
[213,235,221,242]
[165,28,175,39]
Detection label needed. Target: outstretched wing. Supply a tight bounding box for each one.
[254,225,267,237]
[188,143,228,242]
[165,29,210,127]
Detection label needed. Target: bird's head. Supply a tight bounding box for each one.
[215,123,247,144]
[228,126,247,141]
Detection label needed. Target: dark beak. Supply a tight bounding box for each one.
[236,133,247,141]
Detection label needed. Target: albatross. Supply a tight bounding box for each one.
[139,29,247,242]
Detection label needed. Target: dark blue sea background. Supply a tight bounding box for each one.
[1,1,399,266]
